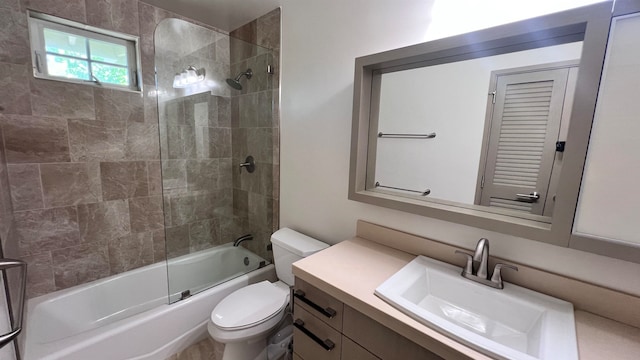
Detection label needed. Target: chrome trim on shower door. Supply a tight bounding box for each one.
[0,259,27,349]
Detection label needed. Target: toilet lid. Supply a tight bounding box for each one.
[211,281,288,330]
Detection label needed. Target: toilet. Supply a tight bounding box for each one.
[207,228,329,360]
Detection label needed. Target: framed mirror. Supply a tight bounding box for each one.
[349,2,613,246]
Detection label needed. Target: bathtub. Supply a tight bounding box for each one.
[23,244,276,360]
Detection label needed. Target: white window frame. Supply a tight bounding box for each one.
[27,11,142,92]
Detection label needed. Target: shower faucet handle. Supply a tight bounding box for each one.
[239,155,255,173]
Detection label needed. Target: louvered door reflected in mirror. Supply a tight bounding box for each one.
[477,62,578,217]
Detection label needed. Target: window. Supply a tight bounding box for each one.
[28,11,141,91]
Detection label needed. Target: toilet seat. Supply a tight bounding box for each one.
[211,280,289,330]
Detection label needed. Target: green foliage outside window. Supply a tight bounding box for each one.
[42,28,130,87]
[92,63,129,86]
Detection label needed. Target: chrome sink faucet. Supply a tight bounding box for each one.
[472,237,490,279]
[455,238,518,289]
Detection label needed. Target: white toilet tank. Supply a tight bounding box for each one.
[270,228,329,286]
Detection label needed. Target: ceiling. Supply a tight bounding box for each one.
[143,0,281,32]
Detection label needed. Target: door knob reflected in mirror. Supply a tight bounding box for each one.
[516,192,540,202]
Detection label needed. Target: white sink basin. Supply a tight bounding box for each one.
[375,256,577,360]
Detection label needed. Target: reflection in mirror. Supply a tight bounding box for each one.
[349,2,614,246]
[372,42,582,220]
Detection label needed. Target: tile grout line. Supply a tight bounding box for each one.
[37,163,45,211]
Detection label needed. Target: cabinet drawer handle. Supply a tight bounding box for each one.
[294,319,335,351]
[294,289,337,318]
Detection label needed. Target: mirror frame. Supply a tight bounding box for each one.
[568,0,640,263]
[349,2,613,247]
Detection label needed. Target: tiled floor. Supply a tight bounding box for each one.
[167,338,224,360]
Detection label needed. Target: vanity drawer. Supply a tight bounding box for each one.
[342,305,442,360]
[293,306,342,360]
[294,278,344,331]
[341,336,380,360]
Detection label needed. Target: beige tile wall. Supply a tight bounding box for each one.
[0,0,176,298]
[230,9,281,262]
[0,0,280,299]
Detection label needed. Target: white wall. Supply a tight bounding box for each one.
[279,0,640,297]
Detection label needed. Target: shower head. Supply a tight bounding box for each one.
[226,68,252,90]
[226,78,243,90]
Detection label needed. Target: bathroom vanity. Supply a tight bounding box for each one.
[292,278,441,360]
[291,221,640,359]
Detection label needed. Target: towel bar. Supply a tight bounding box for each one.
[377,132,436,139]
[375,182,431,196]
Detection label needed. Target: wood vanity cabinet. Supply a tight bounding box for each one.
[292,278,442,360]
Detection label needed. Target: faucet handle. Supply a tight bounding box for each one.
[490,263,518,289]
[454,250,474,275]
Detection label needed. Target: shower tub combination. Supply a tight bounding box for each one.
[20,14,280,360]
[23,244,275,360]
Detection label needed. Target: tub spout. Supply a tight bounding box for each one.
[233,234,253,247]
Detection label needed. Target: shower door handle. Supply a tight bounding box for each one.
[0,259,27,349]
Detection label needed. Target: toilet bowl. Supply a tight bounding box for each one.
[207,228,329,360]
[207,281,289,343]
